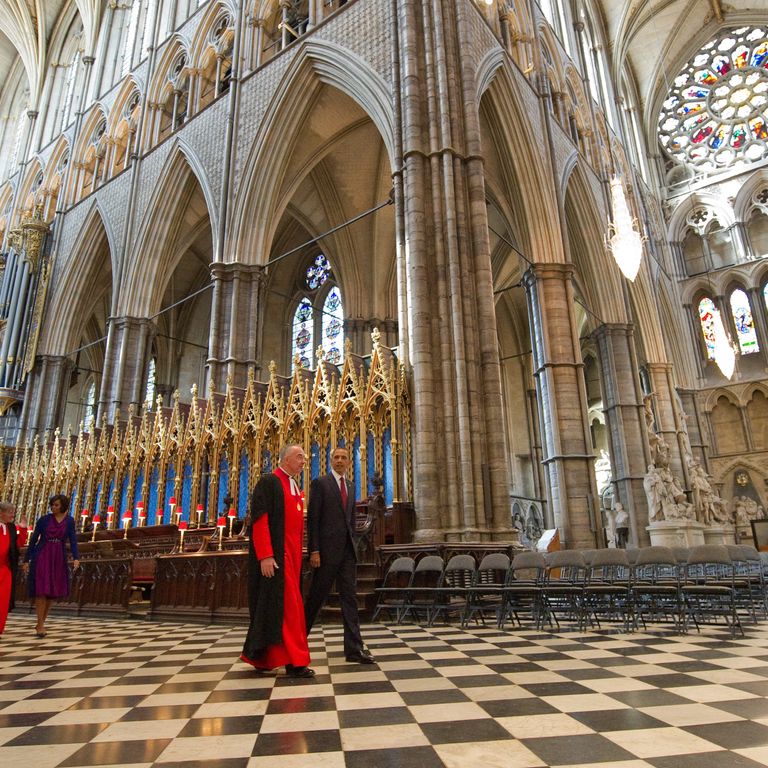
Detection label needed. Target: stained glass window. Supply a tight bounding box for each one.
[730,289,759,354]
[145,356,157,407]
[292,298,313,370]
[305,254,331,290]
[658,27,768,171]
[764,282,768,311]
[698,297,722,359]
[84,381,96,431]
[322,287,344,366]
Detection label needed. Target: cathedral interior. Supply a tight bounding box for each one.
[2,1,768,767]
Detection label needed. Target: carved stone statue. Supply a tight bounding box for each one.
[613,502,629,548]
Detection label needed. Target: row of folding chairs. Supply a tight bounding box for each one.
[371,544,767,637]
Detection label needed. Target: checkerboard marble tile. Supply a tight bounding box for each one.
[1,614,768,767]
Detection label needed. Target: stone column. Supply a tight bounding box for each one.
[18,355,74,441]
[395,0,511,541]
[98,316,156,422]
[207,262,263,392]
[593,323,650,547]
[523,263,600,549]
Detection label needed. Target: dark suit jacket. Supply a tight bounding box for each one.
[307,473,356,564]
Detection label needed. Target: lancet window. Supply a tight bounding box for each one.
[730,288,760,354]
[145,356,157,409]
[698,296,723,360]
[291,255,345,371]
[84,381,96,431]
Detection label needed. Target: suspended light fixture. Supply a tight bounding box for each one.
[606,176,645,281]
[711,311,736,379]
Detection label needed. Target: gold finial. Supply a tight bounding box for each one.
[316,345,325,363]
[269,360,277,375]
[190,382,198,399]
[344,337,352,355]
[371,327,380,347]
[155,394,163,411]
[226,372,233,392]
[293,353,303,370]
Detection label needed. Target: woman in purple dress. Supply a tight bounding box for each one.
[22,494,80,638]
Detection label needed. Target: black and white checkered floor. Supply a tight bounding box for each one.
[1,614,768,768]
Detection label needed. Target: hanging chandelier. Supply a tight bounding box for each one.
[606,176,645,281]
[711,310,736,379]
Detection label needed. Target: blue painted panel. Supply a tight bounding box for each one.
[310,441,320,481]
[133,471,144,526]
[367,432,375,500]
[218,456,230,516]
[263,449,272,474]
[119,475,129,528]
[148,466,159,524]
[94,482,102,515]
[383,427,393,505]
[164,463,176,524]
[238,452,249,517]
[181,462,192,522]
[353,435,361,500]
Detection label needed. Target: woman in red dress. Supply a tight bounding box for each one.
[0,501,20,635]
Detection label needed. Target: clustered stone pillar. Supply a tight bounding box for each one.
[207,262,263,393]
[523,263,600,549]
[395,0,511,541]
[593,323,650,547]
[18,355,74,441]
[98,316,157,422]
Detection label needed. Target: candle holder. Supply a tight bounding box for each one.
[81,510,89,533]
[91,515,100,542]
[196,504,204,528]
[122,513,132,540]
[136,501,145,527]
[216,516,226,551]
[169,496,177,526]
[178,520,188,551]
[155,507,163,526]
[107,505,115,530]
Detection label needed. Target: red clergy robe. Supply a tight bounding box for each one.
[240,468,310,669]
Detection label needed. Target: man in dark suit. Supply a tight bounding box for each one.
[304,446,374,663]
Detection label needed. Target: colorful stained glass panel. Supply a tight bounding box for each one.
[659,27,768,171]
[322,287,344,367]
[292,298,313,371]
[698,297,720,360]
[730,289,759,354]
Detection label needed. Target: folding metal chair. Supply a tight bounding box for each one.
[371,556,415,623]
[583,548,633,631]
[543,550,589,630]
[463,553,510,628]
[429,554,476,626]
[500,551,547,629]
[632,546,684,632]
[682,545,743,636]
[400,555,444,624]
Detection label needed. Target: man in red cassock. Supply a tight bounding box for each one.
[0,502,20,635]
[240,444,314,678]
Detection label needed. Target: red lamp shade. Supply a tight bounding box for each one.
[217,516,226,526]
[122,511,132,520]
[227,507,236,518]
[81,509,89,517]
[92,515,101,524]
[196,504,204,512]
[136,501,144,509]
[107,505,115,514]
[169,496,177,505]
[178,520,188,531]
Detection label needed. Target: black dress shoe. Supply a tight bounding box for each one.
[345,649,375,664]
[285,665,316,678]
